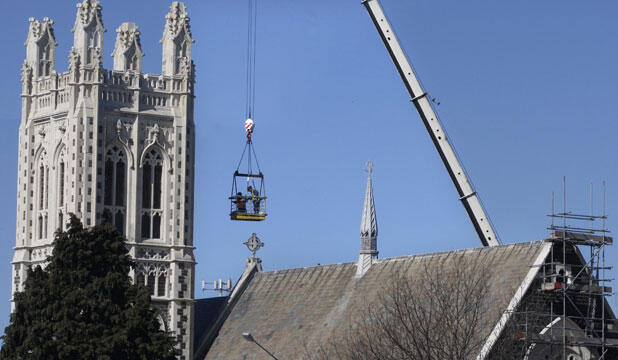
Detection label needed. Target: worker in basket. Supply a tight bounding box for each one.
[233,192,247,214]
[247,186,261,214]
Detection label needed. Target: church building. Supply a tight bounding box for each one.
[195,167,618,359]
[12,1,196,358]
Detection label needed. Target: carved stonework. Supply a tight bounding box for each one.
[136,247,171,261]
[164,2,191,39]
[16,3,196,358]
[151,123,160,142]
[119,26,138,48]
[112,23,144,72]
[27,17,50,40]
[76,0,102,27]
[21,62,32,93]
[31,247,52,262]
[68,48,80,72]
[136,261,169,281]
[93,47,103,70]
[21,62,32,83]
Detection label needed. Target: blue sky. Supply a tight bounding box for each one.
[0,0,617,332]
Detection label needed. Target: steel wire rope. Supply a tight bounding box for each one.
[251,0,257,119]
[245,0,254,118]
[247,140,253,176]
[245,0,258,119]
[249,140,262,173]
[235,141,250,172]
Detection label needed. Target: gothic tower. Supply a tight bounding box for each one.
[12,1,196,358]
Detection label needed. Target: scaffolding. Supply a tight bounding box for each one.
[516,181,618,360]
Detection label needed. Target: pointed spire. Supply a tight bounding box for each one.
[357,161,378,277]
[71,0,105,68]
[160,2,194,76]
[24,17,57,79]
[73,0,104,31]
[112,23,144,72]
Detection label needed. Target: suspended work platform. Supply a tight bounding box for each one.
[229,170,267,221]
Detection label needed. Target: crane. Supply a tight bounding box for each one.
[362,0,500,247]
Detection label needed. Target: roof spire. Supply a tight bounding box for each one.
[357,161,378,277]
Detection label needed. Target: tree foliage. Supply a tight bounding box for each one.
[1,215,177,359]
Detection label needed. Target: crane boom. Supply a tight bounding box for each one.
[362,0,500,247]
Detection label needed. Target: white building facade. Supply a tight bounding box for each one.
[12,1,196,358]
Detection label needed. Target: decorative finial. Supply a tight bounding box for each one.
[151,124,160,142]
[243,233,264,258]
[366,161,373,175]
[164,2,192,39]
[76,0,103,27]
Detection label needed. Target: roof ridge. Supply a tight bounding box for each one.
[375,240,548,263]
[258,240,548,276]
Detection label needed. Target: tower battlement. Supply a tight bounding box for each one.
[14,1,196,358]
[21,1,194,121]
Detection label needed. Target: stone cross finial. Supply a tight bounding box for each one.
[244,233,264,258]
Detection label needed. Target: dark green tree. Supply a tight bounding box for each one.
[1,215,177,359]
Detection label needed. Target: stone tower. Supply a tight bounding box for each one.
[12,1,196,358]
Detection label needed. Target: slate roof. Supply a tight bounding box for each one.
[193,297,227,355]
[202,241,550,360]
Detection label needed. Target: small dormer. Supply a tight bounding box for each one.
[24,17,57,78]
[112,23,144,73]
[160,2,194,76]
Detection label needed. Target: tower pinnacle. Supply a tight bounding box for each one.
[357,161,378,277]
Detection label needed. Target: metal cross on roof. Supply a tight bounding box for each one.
[244,233,264,257]
[366,161,373,175]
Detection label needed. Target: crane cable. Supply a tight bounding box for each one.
[245,0,257,123]
[237,0,260,175]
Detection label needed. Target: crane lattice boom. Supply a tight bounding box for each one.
[362,0,500,247]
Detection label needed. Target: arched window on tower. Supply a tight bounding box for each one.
[103,146,127,235]
[141,149,163,240]
[38,215,43,240]
[157,274,166,297]
[38,164,45,210]
[87,32,99,65]
[135,266,167,297]
[147,273,156,295]
[136,272,145,287]
[175,38,188,73]
[127,51,138,71]
[36,153,49,241]
[57,158,65,231]
[39,43,51,77]
[58,161,65,206]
